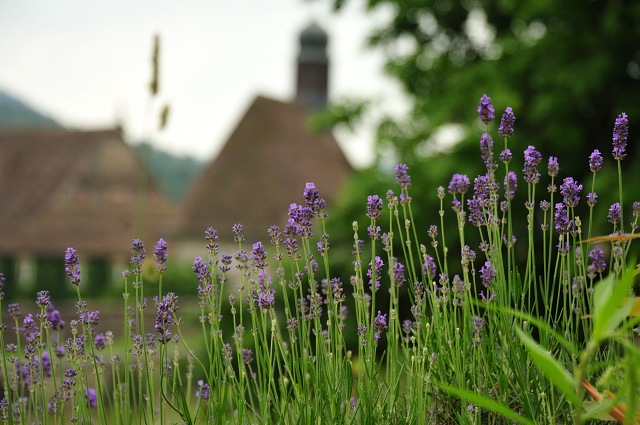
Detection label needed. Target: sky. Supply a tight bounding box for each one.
[0,0,410,168]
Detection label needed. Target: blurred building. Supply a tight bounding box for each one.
[0,126,175,295]
[0,23,352,293]
[176,23,352,257]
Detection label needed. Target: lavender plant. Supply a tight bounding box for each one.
[0,95,638,424]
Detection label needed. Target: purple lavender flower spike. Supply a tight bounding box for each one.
[560,177,582,208]
[523,146,541,184]
[479,261,496,288]
[303,182,319,208]
[423,255,437,281]
[587,192,598,207]
[366,195,383,219]
[65,248,81,286]
[478,95,495,125]
[373,311,388,343]
[242,348,254,364]
[251,241,268,270]
[499,149,512,164]
[205,227,219,255]
[633,202,640,218]
[608,202,621,224]
[504,171,517,200]
[395,164,411,189]
[196,381,210,400]
[554,203,570,235]
[85,388,97,407]
[192,257,209,286]
[46,306,65,331]
[367,256,384,292]
[391,259,406,287]
[154,238,168,274]
[448,174,470,195]
[472,316,485,345]
[548,157,559,177]
[589,150,603,173]
[589,246,607,273]
[232,223,244,243]
[479,133,497,171]
[498,107,515,137]
[130,239,145,276]
[479,133,493,160]
[612,112,629,160]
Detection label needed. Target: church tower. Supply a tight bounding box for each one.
[296,23,328,110]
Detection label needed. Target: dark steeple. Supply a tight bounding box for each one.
[296,23,328,110]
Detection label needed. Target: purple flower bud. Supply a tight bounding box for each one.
[560,177,582,208]
[499,149,512,163]
[472,316,485,345]
[589,149,603,172]
[589,246,606,273]
[85,388,97,407]
[479,133,494,162]
[153,238,168,274]
[395,164,411,190]
[587,192,597,207]
[554,203,570,235]
[479,261,497,288]
[448,174,470,195]
[130,239,145,276]
[504,171,517,200]
[612,112,629,160]
[366,195,383,219]
[391,259,405,287]
[196,381,210,400]
[478,94,495,125]
[232,223,244,243]
[498,107,515,137]
[523,146,541,184]
[373,311,388,343]
[242,348,254,364]
[548,156,559,177]
[608,202,621,224]
[65,248,81,286]
[367,256,384,292]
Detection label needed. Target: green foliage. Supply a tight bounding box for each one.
[322,0,640,256]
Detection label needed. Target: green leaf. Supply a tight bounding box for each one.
[582,399,620,422]
[436,383,536,425]
[514,327,580,406]
[593,265,637,341]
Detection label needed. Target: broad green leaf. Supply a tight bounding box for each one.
[436,383,535,425]
[515,327,580,406]
[582,399,620,422]
[593,265,637,341]
[593,273,615,321]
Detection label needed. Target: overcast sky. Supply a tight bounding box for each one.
[0,0,410,168]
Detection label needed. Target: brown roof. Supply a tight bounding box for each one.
[0,128,176,258]
[180,96,352,243]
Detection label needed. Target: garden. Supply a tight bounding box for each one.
[0,95,638,424]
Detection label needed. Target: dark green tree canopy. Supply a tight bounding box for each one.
[327,0,640,178]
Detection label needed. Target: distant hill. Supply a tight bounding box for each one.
[133,143,207,203]
[0,91,62,129]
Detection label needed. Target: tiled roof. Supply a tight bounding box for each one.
[0,128,176,258]
[180,96,352,243]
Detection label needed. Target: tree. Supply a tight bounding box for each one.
[325,0,639,171]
